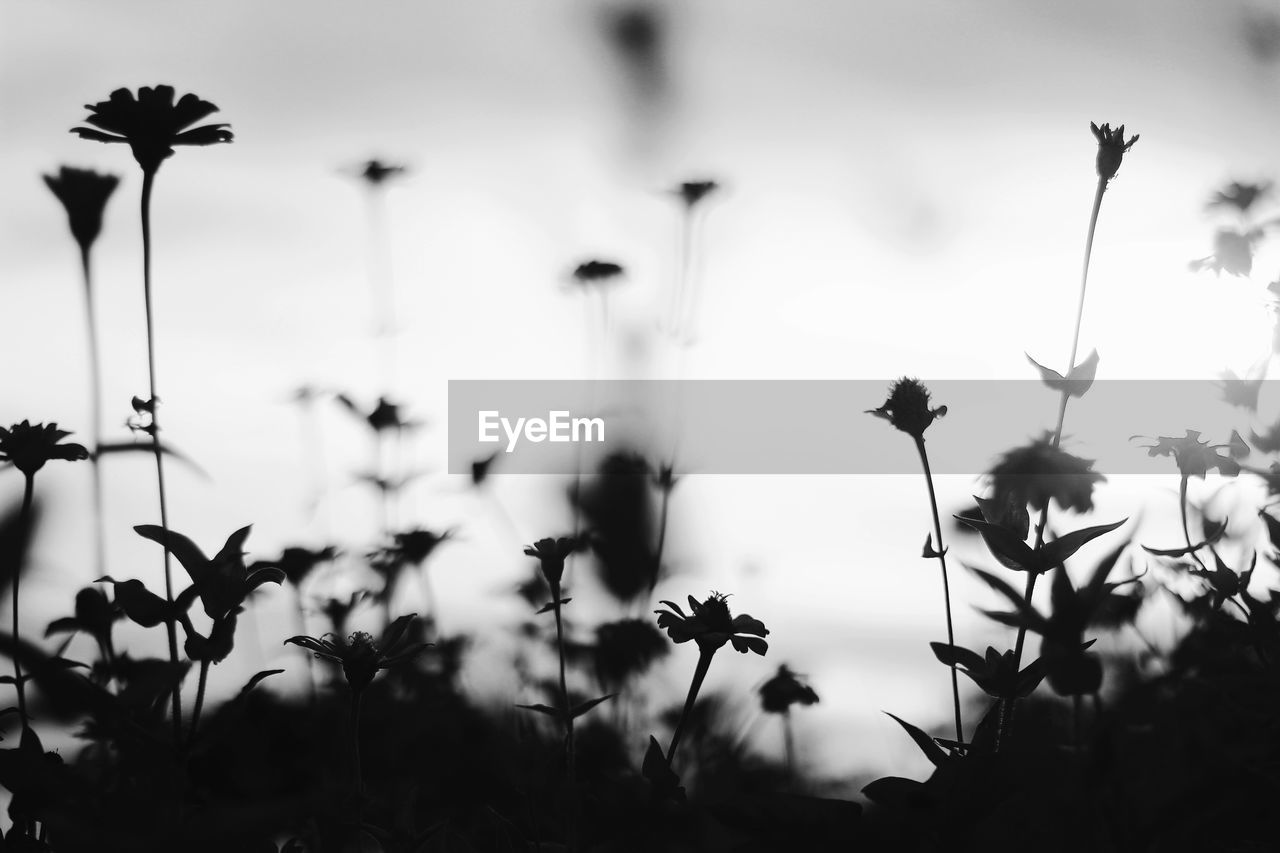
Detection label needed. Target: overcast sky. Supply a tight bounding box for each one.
[4,0,1280,783]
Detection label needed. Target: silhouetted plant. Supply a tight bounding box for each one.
[72,85,233,745]
[758,665,818,776]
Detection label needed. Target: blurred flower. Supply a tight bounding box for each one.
[594,618,669,688]
[655,592,769,655]
[1209,181,1272,214]
[758,664,819,714]
[1090,121,1138,182]
[355,159,408,186]
[1190,229,1258,277]
[285,614,429,693]
[572,259,625,284]
[42,166,120,252]
[336,394,416,433]
[1136,429,1246,480]
[71,85,233,173]
[676,180,718,208]
[369,529,452,599]
[524,536,583,589]
[318,591,368,636]
[987,434,1105,514]
[470,452,498,486]
[651,460,679,493]
[867,378,947,440]
[0,421,89,476]
[251,545,338,588]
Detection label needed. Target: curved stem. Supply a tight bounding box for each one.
[141,166,183,744]
[186,658,211,750]
[80,246,107,583]
[1178,476,1211,574]
[13,474,34,730]
[667,648,714,764]
[914,435,963,748]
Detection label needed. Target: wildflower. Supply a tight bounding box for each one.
[251,545,338,588]
[0,422,89,476]
[134,524,284,620]
[285,614,429,693]
[384,528,452,566]
[593,618,669,688]
[1090,122,1138,183]
[1208,181,1272,214]
[655,592,769,655]
[572,259,625,284]
[336,394,415,432]
[987,434,1105,514]
[42,166,120,252]
[758,664,819,714]
[356,158,408,186]
[1136,429,1247,480]
[524,536,583,589]
[318,591,368,636]
[867,378,947,440]
[676,180,718,207]
[71,85,233,173]
[1190,229,1257,277]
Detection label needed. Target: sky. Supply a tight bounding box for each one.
[4,0,1280,785]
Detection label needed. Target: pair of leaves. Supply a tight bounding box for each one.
[135,524,284,620]
[956,516,1127,575]
[929,642,1046,700]
[1027,349,1100,399]
[642,734,685,802]
[1142,517,1227,558]
[515,692,614,724]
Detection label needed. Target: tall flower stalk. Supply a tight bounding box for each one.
[0,423,89,731]
[868,379,961,745]
[1004,122,1138,740]
[43,167,119,582]
[351,159,408,394]
[73,84,234,743]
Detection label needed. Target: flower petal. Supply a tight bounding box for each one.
[173,124,234,146]
[730,614,768,637]
[730,635,768,655]
[70,127,127,144]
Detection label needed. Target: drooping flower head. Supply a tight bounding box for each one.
[42,166,120,253]
[1209,181,1272,215]
[524,536,583,588]
[572,260,625,285]
[0,421,89,476]
[71,85,233,173]
[356,159,408,187]
[676,180,719,208]
[987,434,1105,514]
[1090,122,1138,183]
[867,378,947,440]
[285,613,429,693]
[1136,429,1247,480]
[758,664,819,714]
[655,591,769,655]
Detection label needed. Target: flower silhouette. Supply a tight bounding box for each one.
[1136,430,1247,480]
[524,536,583,588]
[572,260,625,284]
[1190,228,1258,277]
[42,167,120,253]
[758,664,819,713]
[71,85,233,173]
[655,592,769,655]
[355,159,408,186]
[867,378,947,440]
[1090,122,1138,182]
[134,524,284,620]
[0,422,89,476]
[285,614,429,692]
[1209,181,1272,214]
[676,180,719,208]
[987,434,1105,514]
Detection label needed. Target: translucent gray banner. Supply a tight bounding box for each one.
[447,379,1273,475]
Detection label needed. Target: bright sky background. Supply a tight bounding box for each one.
[5,0,1280,787]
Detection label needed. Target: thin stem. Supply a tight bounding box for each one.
[140,166,183,744]
[1178,476,1211,574]
[351,689,365,796]
[1072,693,1083,751]
[913,435,963,748]
[782,709,795,777]
[80,246,107,583]
[667,648,714,764]
[551,590,577,852]
[651,484,672,594]
[13,475,34,730]
[186,659,211,749]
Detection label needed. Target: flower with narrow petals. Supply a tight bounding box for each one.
[1090,122,1138,182]
[285,614,429,693]
[867,378,947,440]
[987,434,1105,514]
[655,591,769,655]
[0,422,89,476]
[676,180,718,207]
[572,260,625,284]
[1209,181,1272,214]
[524,536,583,588]
[71,85,233,173]
[356,159,408,186]
[1136,429,1247,480]
[758,664,819,714]
[43,166,120,252]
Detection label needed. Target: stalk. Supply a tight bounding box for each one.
[666,647,714,764]
[551,589,577,851]
[913,435,963,748]
[140,167,183,745]
[12,475,34,731]
[186,659,211,749]
[351,690,365,796]
[80,246,107,582]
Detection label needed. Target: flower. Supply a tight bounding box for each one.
[524,536,583,588]
[285,613,429,692]
[356,159,408,186]
[758,664,819,713]
[251,545,338,588]
[987,434,1105,514]
[676,180,718,207]
[867,378,947,440]
[368,529,452,600]
[42,166,120,252]
[655,591,769,655]
[1136,429,1246,480]
[572,260,625,284]
[1190,229,1258,277]
[0,421,89,476]
[1090,122,1138,182]
[71,85,233,173]
[336,394,416,433]
[593,618,669,688]
[1208,181,1272,214]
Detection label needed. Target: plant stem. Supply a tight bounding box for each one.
[80,246,107,583]
[667,648,714,764]
[13,474,34,731]
[551,590,577,852]
[651,482,672,594]
[1178,476,1211,573]
[351,689,365,796]
[140,166,183,745]
[187,659,211,749]
[782,709,795,777]
[913,435,964,749]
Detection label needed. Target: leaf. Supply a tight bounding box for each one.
[970,568,1044,629]
[921,535,946,559]
[1027,349,1099,398]
[884,712,949,768]
[96,440,208,477]
[44,617,82,638]
[97,576,171,628]
[954,516,1037,572]
[535,597,572,615]
[862,776,930,810]
[514,702,561,719]
[929,642,986,673]
[237,669,284,699]
[133,526,212,587]
[642,734,684,801]
[569,693,616,720]
[1039,519,1128,569]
